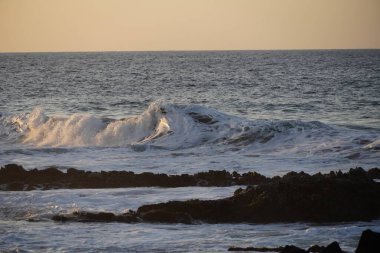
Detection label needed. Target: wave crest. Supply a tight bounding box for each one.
[1,102,335,149]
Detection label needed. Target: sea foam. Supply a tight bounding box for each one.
[1,102,333,149]
[0,101,379,173]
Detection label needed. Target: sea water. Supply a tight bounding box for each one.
[0,50,379,252]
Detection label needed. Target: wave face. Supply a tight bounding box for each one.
[1,102,379,174]
[1,102,336,149]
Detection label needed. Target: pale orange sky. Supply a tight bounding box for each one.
[0,0,379,52]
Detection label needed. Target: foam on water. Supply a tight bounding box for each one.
[0,102,379,174]
[1,102,327,148]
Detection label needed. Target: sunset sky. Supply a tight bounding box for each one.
[0,0,379,52]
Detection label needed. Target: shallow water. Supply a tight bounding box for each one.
[1,50,380,252]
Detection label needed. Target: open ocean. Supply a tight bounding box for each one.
[1,50,380,252]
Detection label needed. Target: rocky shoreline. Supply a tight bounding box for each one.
[2,164,380,223]
[228,229,380,252]
[0,164,269,190]
[48,166,380,224]
[1,164,379,191]
[2,164,380,252]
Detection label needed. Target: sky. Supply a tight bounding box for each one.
[0,0,379,52]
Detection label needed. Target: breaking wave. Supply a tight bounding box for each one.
[0,102,379,154]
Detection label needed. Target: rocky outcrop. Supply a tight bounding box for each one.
[136,168,380,223]
[228,241,345,252]
[322,242,343,253]
[0,164,270,190]
[1,164,379,191]
[52,210,139,223]
[50,168,380,224]
[367,167,380,180]
[355,229,380,253]
[228,246,284,251]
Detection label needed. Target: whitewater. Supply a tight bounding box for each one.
[1,101,379,175]
[1,50,380,252]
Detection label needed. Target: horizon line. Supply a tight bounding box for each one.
[1,48,380,54]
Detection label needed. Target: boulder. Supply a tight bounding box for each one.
[321,242,343,253]
[355,229,380,253]
[280,245,306,253]
[307,245,325,253]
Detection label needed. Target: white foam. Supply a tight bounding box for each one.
[0,102,379,175]
[9,102,166,147]
[0,102,350,150]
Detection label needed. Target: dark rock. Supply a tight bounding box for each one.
[347,167,368,181]
[82,211,116,222]
[355,229,380,253]
[195,170,233,186]
[33,167,64,182]
[237,171,269,185]
[52,214,69,222]
[367,168,380,179]
[1,164,268,190]
[228,246,283,251]
[137,172,380,223]
[52,210,139,223]
[0,164,26,179]
[307,245,325,253]
[321,242,343,253]
[228,247,248,251]
[280,245,306,253]
[140,209,192,224]
[7,182,25,191]
[1,161,379,232]
[67,167,85,177]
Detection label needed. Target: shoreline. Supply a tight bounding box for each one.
[227,229,380,253]
[2,164,380,224]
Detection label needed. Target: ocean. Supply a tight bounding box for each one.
[0,50,379,252]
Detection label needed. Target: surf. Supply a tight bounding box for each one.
[0,101,379,162]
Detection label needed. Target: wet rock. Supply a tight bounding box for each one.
[307,245,325,253]
[30,167,64,182]
[1,164,268,190]
[7,182,25,191]
[67,167,85,177]
[367,168,380,179]
[320,242,343,253]
[236,171,269,185]
[195,170,233,186]
[280,245,306,253]
[228,243,342,253]
[4,164,379,223]
[137,171,380,223]
[0,164,26,179]
[0,164,378,196]
[355,229,380,253]
[52,210,139,223]
[228,246,283,251]
[140,209,192,224]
